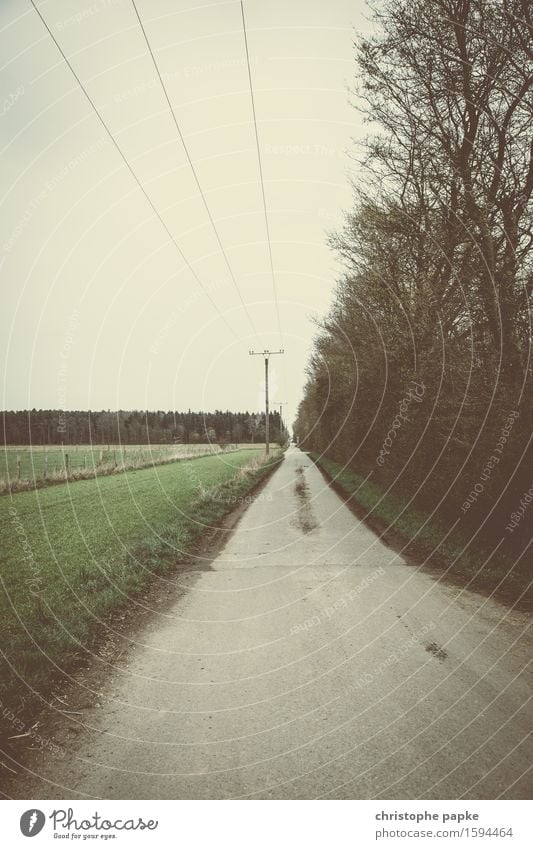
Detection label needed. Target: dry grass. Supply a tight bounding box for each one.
[0,444,261,495]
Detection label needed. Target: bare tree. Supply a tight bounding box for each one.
[356,0,532,378]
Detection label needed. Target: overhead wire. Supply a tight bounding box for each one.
[130,0,259,339]
[29,0,240,343]
[240,0,284,347]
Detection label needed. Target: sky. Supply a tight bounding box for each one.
[1,0,370,420]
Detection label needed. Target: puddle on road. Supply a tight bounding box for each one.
[292,466,318,534]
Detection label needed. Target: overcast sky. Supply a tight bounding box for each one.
[1,0,370,418]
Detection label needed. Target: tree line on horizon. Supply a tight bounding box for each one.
[294,0,532,557]
[2,409,287,447]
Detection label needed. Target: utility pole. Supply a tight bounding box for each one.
[272,400,288,440]
[249,349,284,456]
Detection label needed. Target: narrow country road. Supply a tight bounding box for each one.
[14,448,532,799]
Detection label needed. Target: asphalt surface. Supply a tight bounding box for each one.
[14,448,532,799]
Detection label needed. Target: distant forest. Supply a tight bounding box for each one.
[2,409,286,446]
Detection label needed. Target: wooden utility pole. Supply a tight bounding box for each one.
[249,350,284,456]
[272,400,288,439]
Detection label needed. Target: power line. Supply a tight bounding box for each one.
[130,0,259,338]
[29,0,239,342]
[240,0,283,345]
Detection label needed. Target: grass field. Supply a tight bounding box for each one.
[311,453,531,604]
[0,443,258,493]
[0,447,282,741]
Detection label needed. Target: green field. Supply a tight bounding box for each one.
[0,443,258,492]
[0,448,281,737]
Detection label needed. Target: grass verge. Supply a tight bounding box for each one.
[311,453,531,608]
[0,448,283,746]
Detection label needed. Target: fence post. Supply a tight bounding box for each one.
[16,455,21,481]
[65,453,69,476]
[44,455,48,479]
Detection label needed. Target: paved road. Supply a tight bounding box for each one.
[16,448,532,798]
